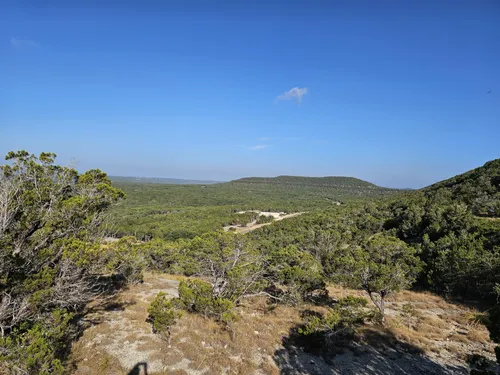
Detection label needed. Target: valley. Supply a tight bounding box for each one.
[2,154,499,375]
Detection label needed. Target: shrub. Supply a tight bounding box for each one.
[103,237,146,284]
[147,292,182,340]
[228,211,259,226]
[0,309,73,375]
[304,296,371,334]
[400,303,418,329]
[177,279,236,324]
[296,296,372,352]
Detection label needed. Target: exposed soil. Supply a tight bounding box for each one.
[69,274,499,375]
[223,211,304,234]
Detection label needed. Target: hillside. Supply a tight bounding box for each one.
[232,175,382,189]
[71,273,497,375]
[4,152,500,375]
[109,175,400,240]
[226,175,398,202]
[423,159,500,217]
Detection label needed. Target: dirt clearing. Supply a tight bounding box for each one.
[224,211,304,234]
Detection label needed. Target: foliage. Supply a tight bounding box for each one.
[487,285,500,351]
[0,309,73,375]
[100,237,146,283]
[266,245,326,304]
[177,279,236,324]
[232,175,391,190]
[147,292,182,340]
[256,214,275,224]
[4,149,499,371]
[185,231,266,301]
[0,151,126,373]
[107,176,400,241]
[293,296,373,354]
[400,303,418,329]
[298,296,371,336]
[229,211,259,226]
[423,159,500,218]
[140,238,190,273]
[331,234,421,318]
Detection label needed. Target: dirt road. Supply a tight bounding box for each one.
[224,212,304,234]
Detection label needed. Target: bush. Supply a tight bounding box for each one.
[102,237,146,284]
[495,346,500,364]
[147,292,182,340]
[299,296,371,336]
[0,309,74,375]
[400,303,418,329]
[293,296,372,354]
[227,211,259,226]
[177,279,236,324]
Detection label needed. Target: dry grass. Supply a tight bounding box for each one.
[71,274,307,375]
[467,328,490,344]
[327,282,496,361]
[70,277,498,374]
[419,315,449,330]
[327,284,367,300]
[160,300,305,375]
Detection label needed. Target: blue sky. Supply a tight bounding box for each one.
[1,1,499,188]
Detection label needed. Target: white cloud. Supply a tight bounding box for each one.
[11,37,41,50]
[277,87,308,102]
[248,145,268,150]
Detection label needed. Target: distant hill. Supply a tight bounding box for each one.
[225,175,399,201]
[231,175,386,190]
[109,176,222,185]
[422,159,500,217]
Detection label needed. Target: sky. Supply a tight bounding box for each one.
[1,0,499,188]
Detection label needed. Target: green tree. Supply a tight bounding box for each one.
[0,151,124,373]
[266,245,326,304]
[332,234,421,321]
[186,231,265,302]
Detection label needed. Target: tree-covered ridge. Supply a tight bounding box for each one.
[108,176,400,241]
[231,175,391,190]
[423,158,500,217]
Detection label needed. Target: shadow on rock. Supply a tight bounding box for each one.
[274,324,469,375]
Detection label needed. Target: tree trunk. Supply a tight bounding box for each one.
[368,291,386,325]
[380,295,385,324]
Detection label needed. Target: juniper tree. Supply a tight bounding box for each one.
[331,234,421,322]
[0,151,124,374]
